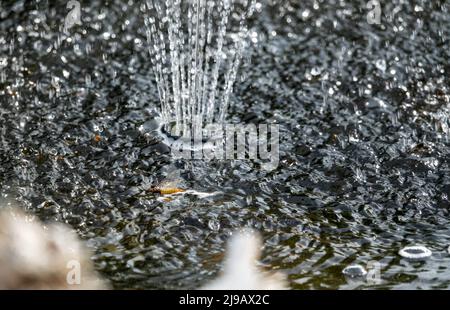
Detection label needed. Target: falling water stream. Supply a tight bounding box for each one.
[0,0,450,289]
[143,0,255,136]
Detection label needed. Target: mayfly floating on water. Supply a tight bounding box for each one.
[149,168,220,200]
[149,169,186,195]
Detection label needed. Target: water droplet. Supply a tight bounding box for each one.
[375,59,386,72]
[302,9,311,20]
[0,57,7,69]
[311,67,321,76]
[208,219,220,231]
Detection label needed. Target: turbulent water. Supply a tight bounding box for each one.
[1,0,449,289]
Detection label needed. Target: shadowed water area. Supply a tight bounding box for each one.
[0,0,449,289]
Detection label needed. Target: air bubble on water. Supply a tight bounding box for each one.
[399,246,432,260]
[251,32,259,43]
[342,264,367,278]
[134,38,143,47]
[313,1,319,10]
[85,74,92,87]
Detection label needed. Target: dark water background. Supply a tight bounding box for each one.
[1,0,449,289]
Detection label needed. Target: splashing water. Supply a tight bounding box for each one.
[143,0,255,136]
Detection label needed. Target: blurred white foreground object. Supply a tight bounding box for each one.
[201,230,287,290]
[0,207,107,289]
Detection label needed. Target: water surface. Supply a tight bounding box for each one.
[0,0,449,289]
